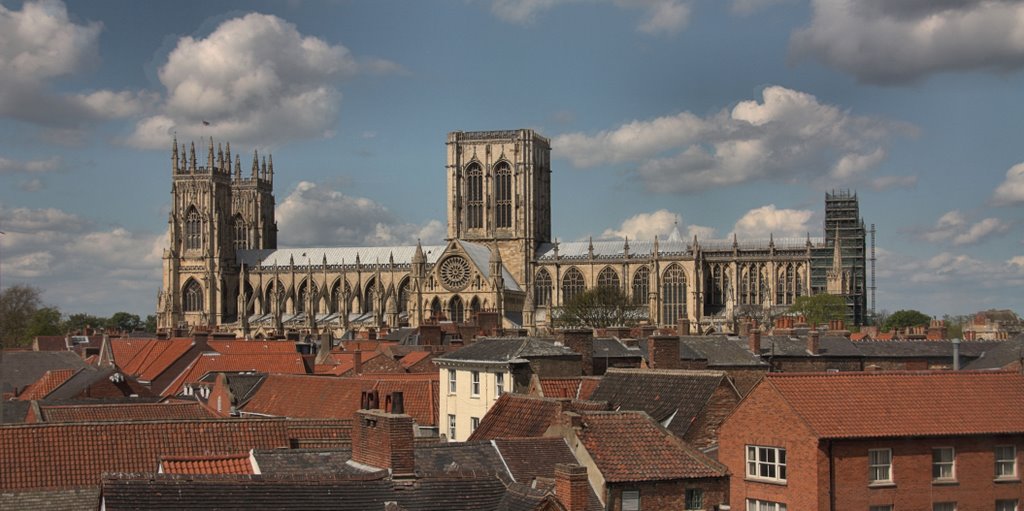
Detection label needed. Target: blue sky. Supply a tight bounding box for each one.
[0,0,1021,318]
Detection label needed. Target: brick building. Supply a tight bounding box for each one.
[719,371,1024,510]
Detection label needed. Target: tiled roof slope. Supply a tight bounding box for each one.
[437,338,578,363]
[18,369,77,400]
[578,377,601,400]
[415,441,505,477]
[965,334,1024,369]
[0,487,100,511]
[575,411,727,483]
[0,351,88,393]
[121,338,194,381]
[765,371,1024,438]
[251,449,378,477]
[39,402,217,423]
[100,474,510,510]
[538,378,583,399]
[676,336,766,366]
[209,340,298,353]
[588,368,728,437]
[161,453,255,475]
[0,419,293,490]
[468,394,562,441]
[493,437,574,483]
[164,353,308,396]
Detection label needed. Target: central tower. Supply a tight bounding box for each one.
[446,129,551,286]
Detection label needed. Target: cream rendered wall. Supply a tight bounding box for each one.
[438,366,510,442]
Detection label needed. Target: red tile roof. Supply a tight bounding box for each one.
[468,394,562,441]
[0,419,294,490]
[164,353,309,396]
[160,453,254,475]
[18,369,77,400]
[578,377,601,400]
[400,351,431,368]
[119,338,196,382]
[208,340,298,354]
[111,338,162,372]
[538,378,582,399]
[313,351,382,376]
[575,411,727,483]
[764,371,1024,439]
[38,402,217,423]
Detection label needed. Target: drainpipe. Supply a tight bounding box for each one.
[952,338,961,371]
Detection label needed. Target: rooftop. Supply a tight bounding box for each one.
[436,337,579,364]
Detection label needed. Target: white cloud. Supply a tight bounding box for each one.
[127,12,399,148]
[0,205,163,315]
[731,0,796,15]
[922,209,1008,246]
[555,86,907,192]
[18,178,44,192]
[732,204,814,238]
[601,209,681,240]
[993,162,1024,205]
[0,155,60,174]
[491,0,690,35]
[276,181,444,247]
[870,174,918,191]
[791,0,1024,84]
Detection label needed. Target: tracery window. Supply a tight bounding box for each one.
[495,161,512,229]
[561,267,585,303]
[632,266,649,305]
[185,207,202,251]
[183,279,203,312]
[597,267,620,290]
[467,163,484,229]
[364,280,376,314]
[662,265,687,325]
[232,214,248,250]
[450,295,465,323]
[535,268,552,306]
[431,298,442,319]
[397,279,409,313]
[298,281,318,314]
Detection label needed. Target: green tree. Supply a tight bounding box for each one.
[107,312,142,333]
[62,313,107,334]
[883,309,931,332]
[0,284,46,346]
[553,286,647,329]
[26,307,63,338]
[143,314,158,333]
[788,294,846,327]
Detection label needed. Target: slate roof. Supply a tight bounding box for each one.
[17,368,77,400]
[676,336,766,366]
[44,366,154,400]
[38,402,217,423]
[468,394,563,441]
[437,338,578,364]
[0,351,88,393]
[493,437,575,484]
[763,371,1024,439]
[251,449,378,477]
[0,419,295,490]
[575,411,728,483]
[761,335,862,357]
[0,487,100,511]
[415,441,506,477]
[1,400,31,424]
[160,453,255,475]
[856,339,999,359]
[965,335,1024,370]
[588,368,731,438]
[593,338,642,358]
[100,474,512,511]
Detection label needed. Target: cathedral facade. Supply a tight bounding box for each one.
[157,129,867,337]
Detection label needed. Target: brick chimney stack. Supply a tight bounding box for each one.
[808,330,820,355]
[351,392,415,477]
[353,350,363,375]
[554,463,590,511]
[749,329,762,355]
[557,329,594,376]
[677,318,691,336]
[646,335,681,369]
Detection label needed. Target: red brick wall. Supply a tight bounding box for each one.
[831,435,1024,509]
[606,478,727,511]
[719,381,825,510]
[646,335,681,370]
[554,463,590,511]
[350,409,415,475]
[557,330,594,376]
[685,379,740,451]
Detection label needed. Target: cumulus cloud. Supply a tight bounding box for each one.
[276,181,444,247]
[790,0,1024,84]
[993,162,1024,205]
[0,156,60,174]
[0,205,164,315]
[732,204,814,238]
[601,209,681,240]
[922,210,1008,246]
[127,12,399,148]
[870,174,918,191]
[0,0,150,128]
[555,86,908,193]
[491,0,690,35]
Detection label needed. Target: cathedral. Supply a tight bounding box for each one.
[157,129,867,338]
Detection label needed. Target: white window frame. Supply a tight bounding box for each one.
[621,490,640,511]
[746,498,787,511]
[448,414,456,440]
[996,445,1018,480]
[471,370,480,397]
[932,447,956,482]
[996,500,1019,511]
[448,369,457,394]
[470,416,480,432]
[495,372,504,397]
[868,448,893,485]
[746,445,787,483]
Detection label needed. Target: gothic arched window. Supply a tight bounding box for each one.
[662,265,687,326]
[183,279,203,312]
[561,267,585,303]
[185,207,202,251]
[298,280,318,314]
[597,267,620,290]
[430,297,442,320]
[535,268,552,306]
[467,163,483,229]
[632,266,649,305]
[364,280,376,314]
[233,214,248,250]
[495,161,512,229]
[450,295,465,324]
[470,296,481,314]
[397,278,410,313]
